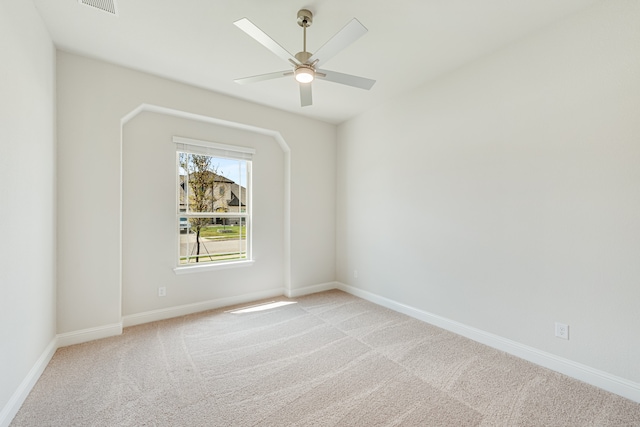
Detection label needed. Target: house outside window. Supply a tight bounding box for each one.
[174,137,253,267]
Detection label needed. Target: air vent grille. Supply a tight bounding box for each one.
[78,0,118,16]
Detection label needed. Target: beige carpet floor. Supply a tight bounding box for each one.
[11,290,640,426]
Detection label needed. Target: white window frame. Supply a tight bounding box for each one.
[173,136,255,274]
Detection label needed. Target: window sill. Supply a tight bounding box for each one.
[173,259,255,275]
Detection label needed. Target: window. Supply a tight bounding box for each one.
[174,137,253,268]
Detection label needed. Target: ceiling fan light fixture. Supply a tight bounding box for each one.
[295,66,315,83]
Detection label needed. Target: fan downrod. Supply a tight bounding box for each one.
[295,9,313,63]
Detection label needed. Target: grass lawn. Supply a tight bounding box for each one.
[198,225,246,239]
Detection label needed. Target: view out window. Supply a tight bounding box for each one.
[175,137,253,266]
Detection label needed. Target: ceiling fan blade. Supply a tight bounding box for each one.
[234,18,300,65]
[234,70,293,85]
[300,83,312,107]
[308,18,367,67]
[316,69,376,90]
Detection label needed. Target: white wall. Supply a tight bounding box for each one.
[0,0,56,420]
[337,0,640,384]
[122,112,285,315]
[57,52,336,334]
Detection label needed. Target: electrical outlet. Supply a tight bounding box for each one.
[353,270,358,279]
[158,287,167,297]
[555,322,569,340]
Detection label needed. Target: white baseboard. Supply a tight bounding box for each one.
[0,337,57,427]
[285,281,339,298]
[122,287,286,327]
[336,282,640,403]
[57,322,123,348]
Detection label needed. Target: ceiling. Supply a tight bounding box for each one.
[33,0,599,124]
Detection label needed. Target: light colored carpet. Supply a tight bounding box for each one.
[11,290,640,426]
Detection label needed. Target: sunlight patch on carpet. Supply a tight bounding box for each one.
[227,300,297,314]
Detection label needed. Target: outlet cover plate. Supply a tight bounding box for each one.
[555,322,569,340]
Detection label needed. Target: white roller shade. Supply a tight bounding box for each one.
[173,136,255,160]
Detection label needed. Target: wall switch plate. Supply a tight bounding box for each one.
[555,322,569,340]
[353,270,358,279]
[158,287,167,297]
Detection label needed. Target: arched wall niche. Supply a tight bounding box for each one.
[120,105,290,319]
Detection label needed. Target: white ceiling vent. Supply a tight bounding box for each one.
[78,0,118,16]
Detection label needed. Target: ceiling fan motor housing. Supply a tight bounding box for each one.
[295,51,312,63]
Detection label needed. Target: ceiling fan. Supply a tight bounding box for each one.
[233,9,376,107]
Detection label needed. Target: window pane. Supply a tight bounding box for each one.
[178,217,247,265]
[179,152,247,214]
